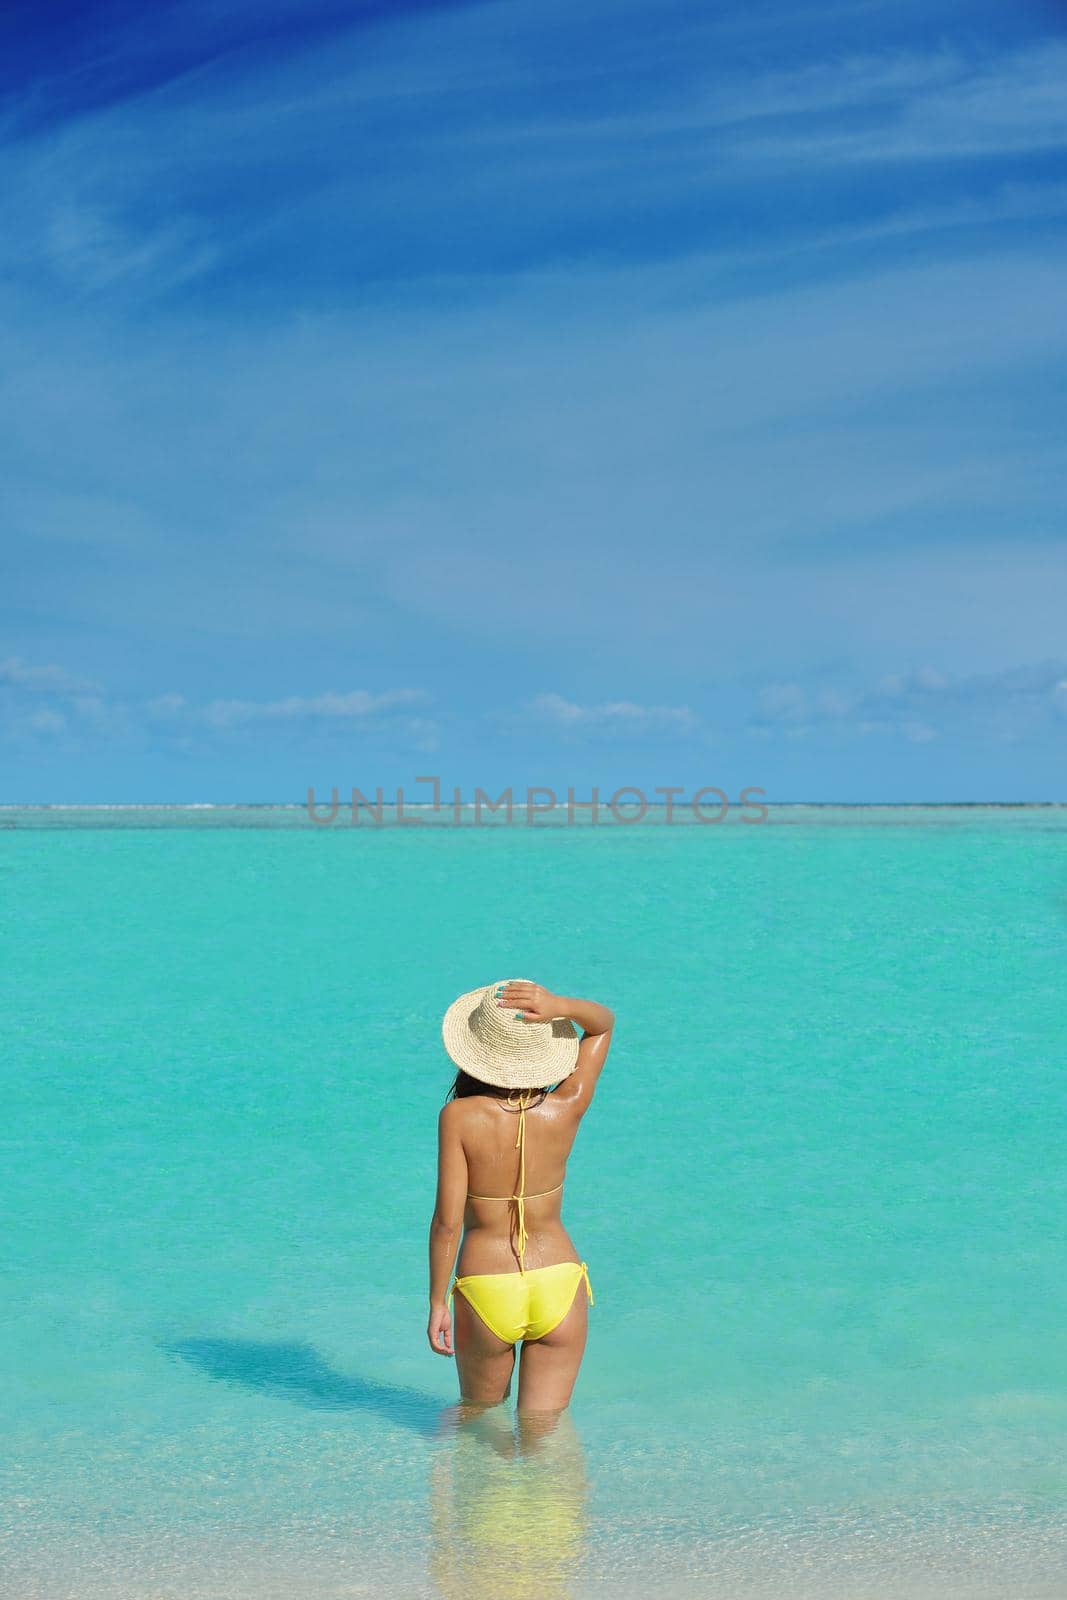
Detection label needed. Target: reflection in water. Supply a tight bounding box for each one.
[430,1405,588,1599]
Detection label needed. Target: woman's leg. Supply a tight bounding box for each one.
[515,1282,588,1412]
[452,1290,516,1404]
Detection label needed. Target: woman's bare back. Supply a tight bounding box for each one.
[455,1089,584,1275]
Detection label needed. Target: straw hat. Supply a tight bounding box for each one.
[442,979,579,1089]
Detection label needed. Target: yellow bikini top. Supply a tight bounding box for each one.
[466,1088,561,1273]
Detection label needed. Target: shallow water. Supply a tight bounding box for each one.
[2,807,1066,1596]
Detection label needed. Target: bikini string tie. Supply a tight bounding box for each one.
[513,1090,530,1274]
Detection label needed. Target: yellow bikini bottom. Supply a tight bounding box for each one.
[449,1261,594,1346]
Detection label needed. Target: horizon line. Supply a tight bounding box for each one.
[2,800,1065,810]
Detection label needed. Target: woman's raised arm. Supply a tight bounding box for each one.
[496,982,614,1111]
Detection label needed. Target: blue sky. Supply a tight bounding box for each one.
[2,0,1066,802]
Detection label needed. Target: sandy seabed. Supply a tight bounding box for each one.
[5,1508,1067,1600]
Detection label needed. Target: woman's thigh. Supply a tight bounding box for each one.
[452,1291,516,1403]
[516,1283,588,1412]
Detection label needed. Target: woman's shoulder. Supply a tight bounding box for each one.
[546,1076,596,1121]
[439,1093,493,1128]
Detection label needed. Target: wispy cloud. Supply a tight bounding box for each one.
[22,706,68,735]
[4,6,1066,305]
[192,688,426,730]
[528,693,701,738]
[42,200,218,297]
[145,686,432,739]
[2,665,433,748]
[735,39,1067,166]
[0,656,101,694]
[4,0,1066,799]
[0,657,135,743]
[479,45,967,154]
[749,661,1067,745]
[0,656,122,742]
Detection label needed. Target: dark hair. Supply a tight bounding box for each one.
[449,1069,495,1100]
[447,1070,553,1102]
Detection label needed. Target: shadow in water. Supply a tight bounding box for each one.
[162,1335,445,1438]
[431,1404,589,1598]
[165,1336,590,1594]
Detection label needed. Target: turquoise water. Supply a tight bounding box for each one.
[3,807,1066,1598]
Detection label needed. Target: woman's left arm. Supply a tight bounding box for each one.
[427,1100,467,1355]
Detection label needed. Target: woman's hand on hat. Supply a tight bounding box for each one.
[496,981,560,1022]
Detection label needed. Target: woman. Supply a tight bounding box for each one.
[428,978,614,1412]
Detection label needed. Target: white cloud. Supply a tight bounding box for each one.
[23,707,67,735]
[146,693,188,719]
[0,657,123,745]
[756,683,807,723]
[528,693,700,736]
[877,667,950,697]
[198,688,427,730]
[7,6,1065,318]
[1,668,432,747]
[751,659,1067,744]
[0,656,101,695]
[737,39,1067,166]
[42,199,218,297]
[405,716,441,753]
